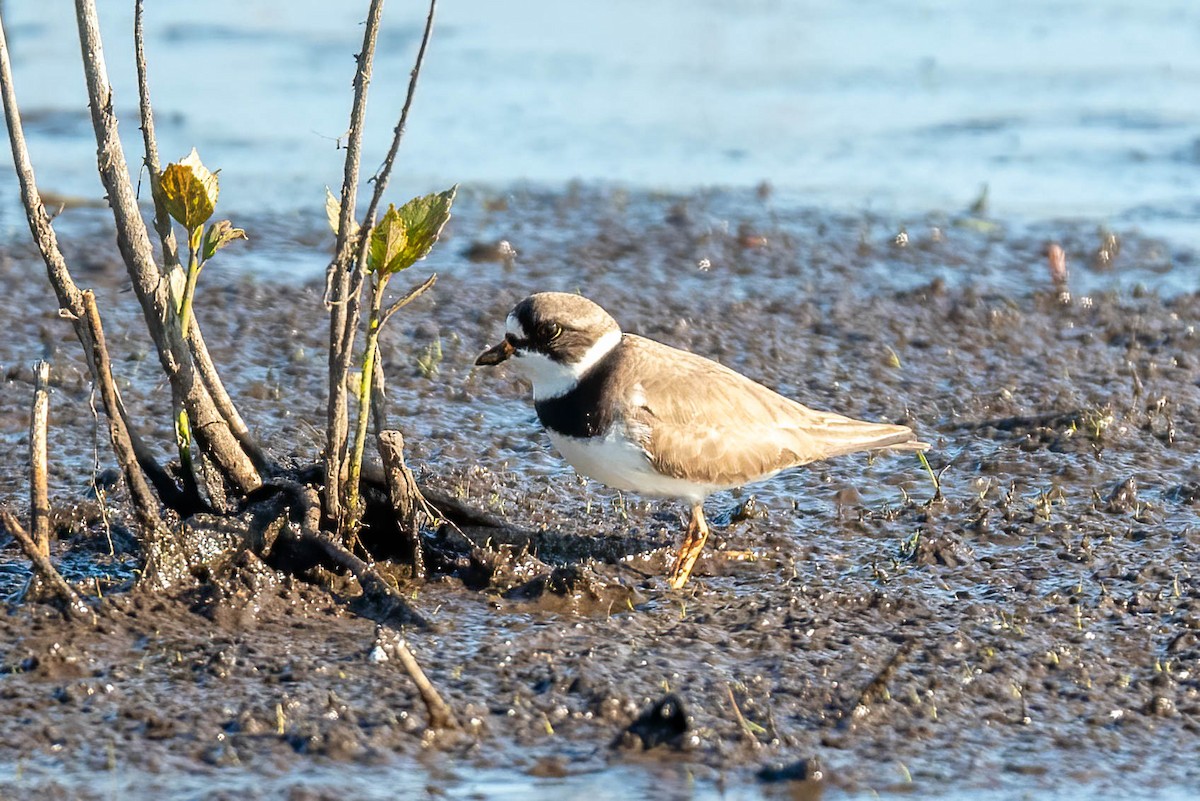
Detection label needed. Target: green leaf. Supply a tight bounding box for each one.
[325,186,360,238]
[367,186,457,276]
[392,185,457,273]
[202,220,247,261]
[367,204,409,275]
[160,148,219,230]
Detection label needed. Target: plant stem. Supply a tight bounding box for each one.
[174,407,195,500]
[178,227,203,336]
[325,0,385,527]
[328,0,438,528]
[29,360,51,557]
[173,228,203,494]
[136,1,262,471]
[345,274,388,534]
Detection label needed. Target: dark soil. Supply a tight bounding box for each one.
[1,186,1199,799]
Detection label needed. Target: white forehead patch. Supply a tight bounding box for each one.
[505,313,527,340]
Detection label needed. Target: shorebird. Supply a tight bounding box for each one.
[475,292,930,588]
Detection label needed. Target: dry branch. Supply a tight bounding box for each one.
[73,0,261,496]
[81,291,170,546]
[378,430,425,580]
[325,0,386,525]
[134,0,266,472]
[390,634,458,730]
[362,0,440,209]
[0,509,90,618]
[29,361,51,556]
[342,0,440,388]
[0,14,89,334]
[133,0,179,271]
[326,0,439,529]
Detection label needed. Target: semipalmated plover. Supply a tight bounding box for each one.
[476,292,930,588]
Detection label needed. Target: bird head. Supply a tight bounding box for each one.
[476,292,622,400]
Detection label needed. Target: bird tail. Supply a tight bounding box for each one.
[881,435,932,452]
[810,416,930,460]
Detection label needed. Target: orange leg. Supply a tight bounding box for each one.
[668,503,710,589]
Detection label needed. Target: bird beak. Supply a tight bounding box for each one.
[475,338,514,366]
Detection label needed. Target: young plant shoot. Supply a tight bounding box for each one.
[340,185,456,536]
[159,148,246,488]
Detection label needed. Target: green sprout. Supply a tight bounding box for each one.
[917,451,940,496]
[160,148,246,335]
[158,148,246,485]
[343,185,456,535]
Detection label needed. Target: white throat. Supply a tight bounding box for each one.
[513,328,622,401]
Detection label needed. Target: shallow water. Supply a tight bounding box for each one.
[1,0,1198,251]
[6,759,1197,801]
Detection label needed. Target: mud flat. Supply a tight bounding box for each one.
[1,186,1198,799]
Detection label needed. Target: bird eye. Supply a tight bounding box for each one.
[538,322,562,342]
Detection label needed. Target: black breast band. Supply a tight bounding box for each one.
[534,349,619,439]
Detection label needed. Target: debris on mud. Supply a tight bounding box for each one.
[614,694,690,750]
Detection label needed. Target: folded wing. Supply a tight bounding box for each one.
[619,336,928,489]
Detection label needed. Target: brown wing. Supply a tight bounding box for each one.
[617,336,926,488]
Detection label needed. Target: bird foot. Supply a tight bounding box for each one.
[667,507,710,589]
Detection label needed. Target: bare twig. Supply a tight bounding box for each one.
[325,0,385,526]
[388,633,458,730]
[133,0,178,271]
[377,430,426,580]
[29,360,51,556]
[0,13,87,329]
[81,291,168,541]
[327,0,439,529]
[73,0,261,495]
[344,0,440,335]
[379,273,437,328]
[0,509,90,618]
[363,0,440,208]
[725,684,763,749]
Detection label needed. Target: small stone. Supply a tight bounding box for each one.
[758,757,824,783]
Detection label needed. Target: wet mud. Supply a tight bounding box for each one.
[1,186,1199,798]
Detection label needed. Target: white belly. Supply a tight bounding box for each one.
[547,427,715,505]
